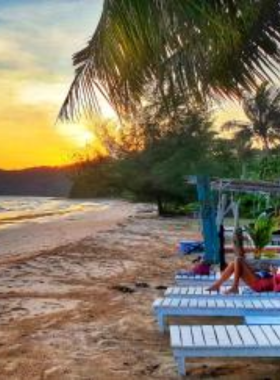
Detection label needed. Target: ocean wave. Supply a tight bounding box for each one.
[0,196,106,227]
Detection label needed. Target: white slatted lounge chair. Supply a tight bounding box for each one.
[165,285,280,298]
[153,297,280,332]
[176,271,218,280]
[170,324,280,376]
[245,316,280,325]
[175,259,280,285]
[175,272,233,286]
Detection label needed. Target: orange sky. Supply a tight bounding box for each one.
[0,0,104,170]
[0,0,248,170]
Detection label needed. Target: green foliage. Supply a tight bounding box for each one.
[70,156,121,198]
[245,214,277,252]
[114,110,239,214]
[181,202,200,216]
[234,153,280,219]
[258,154,280,181]
[70,110,231,214]
[238,195,261,219]
[208,138,241,178]
[69,107,254,214]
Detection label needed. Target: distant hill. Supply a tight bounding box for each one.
[0,167,73,196]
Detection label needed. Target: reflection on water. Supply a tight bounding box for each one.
[0,196,108,228]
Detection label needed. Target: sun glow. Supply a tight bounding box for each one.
[57,122,95,147]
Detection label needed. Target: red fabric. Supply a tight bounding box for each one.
[273,274,280,292]
[252,277,274,292]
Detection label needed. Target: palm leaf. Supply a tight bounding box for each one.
[245,214,277,250]
[59,0,280,121]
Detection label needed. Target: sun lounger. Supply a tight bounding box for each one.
[175,271,222,285]
[170,324,280,375]
[164,285,279,298]
[245,316,280,325]
[153,296,280,332]
[176,259,280,285]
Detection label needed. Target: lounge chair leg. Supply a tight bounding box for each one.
[175,355,186,376]
[157,313,166,332]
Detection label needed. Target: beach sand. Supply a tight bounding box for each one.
[0,201,279,379]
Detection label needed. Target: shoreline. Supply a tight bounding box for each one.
[0,197,113,229]
[0,200,134,262]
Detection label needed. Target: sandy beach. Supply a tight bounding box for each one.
[0,200,133,263]
[0,200,279,380]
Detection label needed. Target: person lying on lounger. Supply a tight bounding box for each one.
[208,227,280,294]
[207,256,280,294]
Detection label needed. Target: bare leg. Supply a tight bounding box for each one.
[236,258,259,287]
[224,257,259,294]
[207,257,258,293]
[224,258,242,293]
[207,261,235,291]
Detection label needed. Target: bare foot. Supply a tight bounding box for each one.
[206,285,220,293]
[223,286,239,295]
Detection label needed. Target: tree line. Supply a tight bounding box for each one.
[69,82,280,216]
[58,1,280,215]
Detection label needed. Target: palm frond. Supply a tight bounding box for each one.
[59,0,280,121]
[245,214,277,250]
[221,120,250,132]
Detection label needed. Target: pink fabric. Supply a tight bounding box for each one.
[252,277,274,292]
[193,263,211,275]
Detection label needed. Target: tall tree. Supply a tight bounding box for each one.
[223,82,280,153]
[59,1,280,121]
[116,110,216,214]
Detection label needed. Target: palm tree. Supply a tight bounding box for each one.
[59,1,280,121]
[223,82,280,153]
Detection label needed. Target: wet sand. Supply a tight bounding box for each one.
[0,202,279,379]
[0,200,132,262]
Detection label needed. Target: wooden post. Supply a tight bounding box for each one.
[196,175,219,263]
[217,194,227,270]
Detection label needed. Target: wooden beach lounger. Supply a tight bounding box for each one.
[170,324,280,375]
[164,285,280,298]
[175,258,280,285]
[153,297,280,331]
[175,272,225,286]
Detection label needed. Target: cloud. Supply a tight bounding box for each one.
[17,80,69,106]
[0,0,104,169]
[0,0,104,109]
[0,0,103,75]
[0,38,37,71]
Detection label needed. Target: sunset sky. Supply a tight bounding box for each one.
[0,0,105,169]
[0,0,246,170]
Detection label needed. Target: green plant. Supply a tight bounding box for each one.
[245,214,277,259]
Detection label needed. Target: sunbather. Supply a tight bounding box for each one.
[207,256,280,294]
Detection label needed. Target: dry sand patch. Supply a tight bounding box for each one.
[0,298,80,324]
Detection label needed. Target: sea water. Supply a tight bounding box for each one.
[0,196,107,228]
